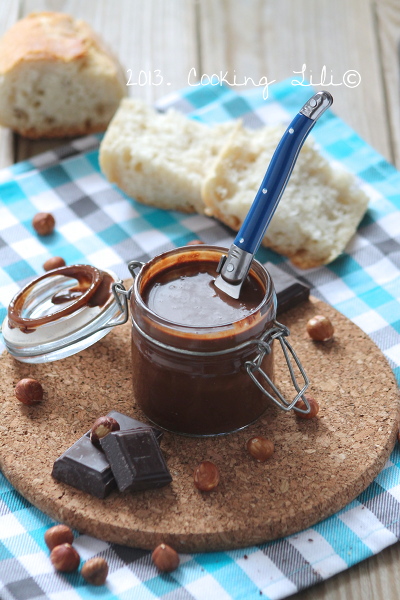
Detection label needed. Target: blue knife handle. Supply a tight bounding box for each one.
[233,112,315,255]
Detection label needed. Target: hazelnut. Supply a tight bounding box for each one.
[32,212,55,235]
[43,256,66,271]
[306,315,334,341]
[295,396,320,419]
[90,416,120,447]
[81,557,109,585]
[246,436,274,462]
[14,378,43,405]
[50,543,80,572]
[44,524,74,550]
[193,460,220,491]
[151,543,179,572]
[186,239,204,246]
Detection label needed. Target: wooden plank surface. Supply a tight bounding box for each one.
[375,0,400,168]
[0,0,399,598]
[199,0,393,164]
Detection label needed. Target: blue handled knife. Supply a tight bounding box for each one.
[214,90,333,299]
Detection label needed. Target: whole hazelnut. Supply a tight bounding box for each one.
[306,315,334,341]
[43,256,66,271]
[152,543,180,572]
[246,436,274,462]
[193,460,220,492]
[15,378,43,405]
[32,212,55,236]
[295,397,320,419]
[50,543,80,572]
[90,416,120,447]
[186,239,204,246]
[45,524,74,550]
[81,557,109,585]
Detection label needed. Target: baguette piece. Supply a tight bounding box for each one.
[0,12,127,138]
[100,98,239,214]
[202,124,369,268]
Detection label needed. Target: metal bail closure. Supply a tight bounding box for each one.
[245,320,310,414]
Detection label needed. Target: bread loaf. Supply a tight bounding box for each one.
[202,123,369,268]
[0,12,127,138]
[100,98,238,214]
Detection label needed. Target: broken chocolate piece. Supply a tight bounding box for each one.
[100,428,172,493]
[52,411,163,498]
[52,434,115,499]
[265,262,310,315]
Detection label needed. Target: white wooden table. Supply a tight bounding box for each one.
[1,1,400,598]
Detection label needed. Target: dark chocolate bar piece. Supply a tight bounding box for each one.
[52,411,163,498]
[100,428,172,493]
[52,434,115,499]
[265,262,310,315]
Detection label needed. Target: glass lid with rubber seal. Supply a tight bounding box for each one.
[2,264,129,364]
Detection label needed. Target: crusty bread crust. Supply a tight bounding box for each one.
[0,12,87,72]
[0,12,127,138]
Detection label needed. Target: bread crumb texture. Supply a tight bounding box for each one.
[202,124,369,268]
[0,12,127,138]
[99,99,239,214]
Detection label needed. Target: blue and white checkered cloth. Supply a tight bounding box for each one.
[0,80,399,600]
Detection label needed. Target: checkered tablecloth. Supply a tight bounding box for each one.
[0,80,399,600]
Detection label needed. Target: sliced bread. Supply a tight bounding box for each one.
[0,12,127,138]
[202,124,369,268]
[99,98,238,214]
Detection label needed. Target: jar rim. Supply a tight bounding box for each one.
[132,245,276,334]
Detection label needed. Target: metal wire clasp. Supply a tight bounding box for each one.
[245,320,310,414]
[99,261,144,331]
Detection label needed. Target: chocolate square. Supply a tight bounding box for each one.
[100,428,172,493]
[52,411,163,498]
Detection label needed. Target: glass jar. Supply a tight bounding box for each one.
[129,246,278,436]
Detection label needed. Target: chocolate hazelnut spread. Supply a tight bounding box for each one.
[141,260,264,328]
[130,246,277,436]
[8,265,113,333]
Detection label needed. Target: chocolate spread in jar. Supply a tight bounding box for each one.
[131,248,276,436]
[141,260,264,327]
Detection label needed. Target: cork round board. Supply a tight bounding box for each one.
[0,296,398,553]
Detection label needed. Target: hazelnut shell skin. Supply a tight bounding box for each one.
[14,378,43,405]
[306,315,334,341]
[43,256,66,271]
[90,416,120,447]
[44,524,74,550]
[193,461,220,492]
[152,543,180,572]
[246,436,274,462]
[295,397,320,419]
[32,212,55,236]
[50,543,80,572]
[81,557,109,585]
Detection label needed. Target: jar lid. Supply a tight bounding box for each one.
[2,265,123,363]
